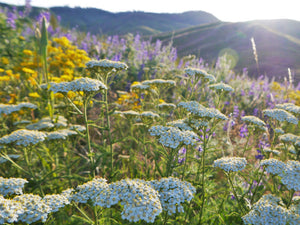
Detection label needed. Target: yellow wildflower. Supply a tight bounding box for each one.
[5,70,13,76]
[60,75,73,81]
[19,36,25,40]
[0,68,4,73]
[23,49,33,56]
[22,68,35,74]
[73,100,83,106]
[54,93,64,99]
[29,92,41,98]
[0,76,10,81]
[1,57,9,65]
[67,91,76,99]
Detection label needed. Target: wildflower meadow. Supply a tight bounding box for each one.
[0,3,299,225]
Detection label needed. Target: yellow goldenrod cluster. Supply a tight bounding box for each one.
[48,37,90,82]
[271,81,300,105]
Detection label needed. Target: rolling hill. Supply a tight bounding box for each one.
[153,20,300,83]
[1,2,299,83]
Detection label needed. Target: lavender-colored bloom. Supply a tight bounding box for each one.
[241,90,245,96]
[255,150,264,160]
[233,105,239,118]
[239,124,248,138]
[6,11,17,29]
[24,0,32,16]
[253,108,259,117]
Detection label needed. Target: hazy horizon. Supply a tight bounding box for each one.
[1,0,300,23]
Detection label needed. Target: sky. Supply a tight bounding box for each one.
[1,0,300,22]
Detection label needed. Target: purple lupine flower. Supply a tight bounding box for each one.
[6,11,17,29]
[239,124,248,138]
[255,150,264,160]
[240,110,246,117]
[241,90,245,96]
[233,105,239,118]
[253,108,259,117]
[177,147,186,164]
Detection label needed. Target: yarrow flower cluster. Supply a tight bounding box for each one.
[0,177,28,196]
[158,103,176,111]
[130,82,150,94]
[45,129,77,140]
[0,196,23,224]
[242,194,289,225]
[42,194,70,213]
[13,194,51,224]
[26,116,68,130]
[213,157,247,172]
[0,129,46,146]
[148,177,196,215]
[263,148,280,155]
[241,115,266,127]
[275,103,300,115]
[104,179,162,223]
[260,158,286,175]
[178,101,228,120]
[69,124,86,132]
[167,119,193,131]
[140,111,160,124]
[263,109,299,124]
[85,59,128,72]
[275,128,285,134]
[209,82,234,92]
[49,77,107,93]
[0,102,37,116]
[142,79,176,88]
[279,133,300,145]
[261,159,300,191]
[149,125,199,148]
[184,68,216,82]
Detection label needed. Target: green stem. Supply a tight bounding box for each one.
[24,147,44,196]
[228,173,246,214]
[84,96,95,178]
[104,81,113,178]
[250,168,265,204]
[287,190,295,208]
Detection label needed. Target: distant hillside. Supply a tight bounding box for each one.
[154,20,300,83]
[49,7,220,35]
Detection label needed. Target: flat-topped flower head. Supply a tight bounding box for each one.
[43,194,70,213]
[149,125,199,148]
[71,77,107,92]
[263,148,280,155]
[280,160,300,191]
[209,82,234,92]
[86,59,128,72]
[0,129,46,146]
[0,177,28,196]
[275,103,300,115]
[184,68,216,82]
[49,81,72,93]
[275,128,285,134]
[0,196,24,224]
[140,111,160,124]
[260,158,285,175]
[158,103,176,112]
[263,109,298,124]
[147,177,196,215]
[72,178,109,204]
[13,194,51,224]
[167,119,193,131]
[241,115,266,127]
[142,79,176,88]
[242,194,289,225]
[49,78,107,94]
[115,110,140,120]
[69,124,86,132]
[178,101,228,120]
[130,82,150,94]
[26,121,54,130]
[279,133,300,144]
[0,102,37,116]
[103,179,162,223]
[213,157,247,172]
